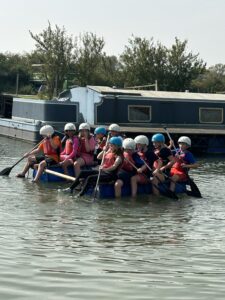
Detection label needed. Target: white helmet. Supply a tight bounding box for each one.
[40,125,54,136]
[108,123,120,132]
[178,136,191,146]
[64,123,76,131]
[79,122,90,131]
[122,138,136,150]
[134,135,149,146]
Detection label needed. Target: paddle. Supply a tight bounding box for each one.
[0,139,44,176]
[93,134,110,201]
[163,126,202,198]
[44,168,76,182]
[125,158,178,200]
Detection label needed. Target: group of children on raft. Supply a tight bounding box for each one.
[16,122,199,198]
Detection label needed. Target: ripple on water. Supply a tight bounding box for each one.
[0,141,225,299]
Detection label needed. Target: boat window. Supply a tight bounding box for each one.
[199,107,223,124]
[128,105,151,122]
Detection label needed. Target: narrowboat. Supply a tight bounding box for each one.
[1,86,225,153]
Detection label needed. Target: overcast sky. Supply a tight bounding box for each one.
[0,0,224,67]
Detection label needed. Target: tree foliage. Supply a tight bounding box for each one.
[192,64,225,93]
[2,24,225,97]
[0,52,32,94]
[73,32,105,86]
[29,22,74,99]
[120,36,206,91]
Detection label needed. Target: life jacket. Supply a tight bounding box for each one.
[171,151,187,173]
[64,138,73,155]
[102,151,117,169]
[41,135,61,162]
[78,136,95,155]
[122,152,135,172]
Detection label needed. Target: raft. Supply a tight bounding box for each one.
[33,165,188,198]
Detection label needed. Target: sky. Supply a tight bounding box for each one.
[0,0,224,67]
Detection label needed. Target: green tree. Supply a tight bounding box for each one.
[166,38,206,91]
[29,22,74,99]
[73,32,105,86]
[191,64,225,93]
[120,36,206,91]
[120,36,168,88]
[0,52,32,94]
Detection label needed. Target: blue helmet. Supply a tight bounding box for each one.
[94,127,107,135]
[151,133,165,143]
[109,137,122,147]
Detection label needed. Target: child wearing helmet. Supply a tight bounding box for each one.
[59,123,79,175]
[69,136,123,195]
[94,126,107,160]
[151,133,175,196]
[130,135,158,198]
[16,125,61,182]
[108,123,121,137]
[114,138,139,198]
[169,136,199,192]
[73,123,96,178]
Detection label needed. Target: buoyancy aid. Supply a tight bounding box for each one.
[39,135,61,162]
[77,136,95,156]
[122,152,135,172]
[171,151,189,173]
[65,138,73,155]
[102,151,116,169]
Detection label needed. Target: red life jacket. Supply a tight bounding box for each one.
[78,136,94,155]
[65,139,73,155]
[102,151,117,168]
[41,136,61,162]
[122,152,135,172]
[171,153,186,173]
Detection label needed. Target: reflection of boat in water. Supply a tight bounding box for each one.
[33,165,188,199]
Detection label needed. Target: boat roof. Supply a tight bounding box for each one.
[87,86,225,101]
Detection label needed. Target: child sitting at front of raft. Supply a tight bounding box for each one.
[16,125,61,182]
[130,135,158,198]
[69,136,123,195]
[59,123,79,175]
[169,136,199,192]
[151,133,175,196]
[73,123,96,178]
[114,138,143,198]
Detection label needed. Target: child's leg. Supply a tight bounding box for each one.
[61,159,73,175]
[114,179,124,198]
[73,158,85,178]
[151,172,165,196]
[33,160,47,182]
[131,175,139,198]
[16,156,37,177]
[169,174,180,192]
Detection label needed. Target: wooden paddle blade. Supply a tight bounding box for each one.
[0,167,12,176]
[188,178,202,198]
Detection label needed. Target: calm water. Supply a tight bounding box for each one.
[0,136,225,300]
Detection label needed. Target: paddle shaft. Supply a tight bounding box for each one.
[45,169,76,181]
[93,134,110,200]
